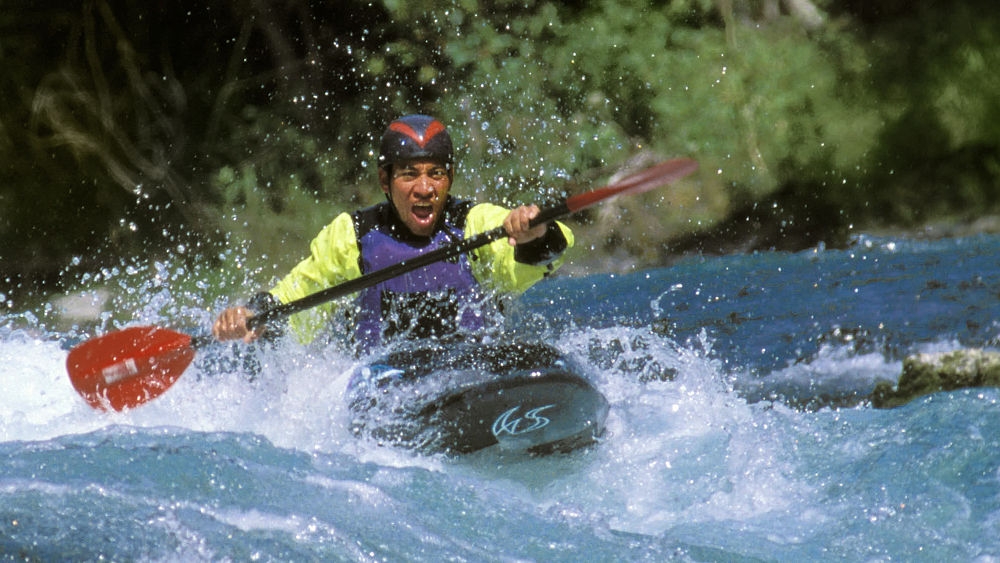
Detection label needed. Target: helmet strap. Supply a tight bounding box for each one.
[379,164,404,220]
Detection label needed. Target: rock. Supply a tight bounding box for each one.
[50,289,111,329]
[872,349,1000,408]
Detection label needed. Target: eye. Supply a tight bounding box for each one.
[428,168,449,180]
[393,168,419,180]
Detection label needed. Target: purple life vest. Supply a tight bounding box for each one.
[352,199,493,352]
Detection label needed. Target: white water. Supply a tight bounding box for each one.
[4,236,1000,560]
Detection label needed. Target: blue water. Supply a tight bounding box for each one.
[3,234,1000,561]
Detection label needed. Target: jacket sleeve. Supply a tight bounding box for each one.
[269,212,362,343]
[464,202,574,294]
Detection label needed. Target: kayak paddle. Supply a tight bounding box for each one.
[66,157,698,411]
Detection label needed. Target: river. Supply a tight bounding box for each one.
[2,233,1000,561]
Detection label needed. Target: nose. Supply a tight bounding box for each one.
[414,175,436,198]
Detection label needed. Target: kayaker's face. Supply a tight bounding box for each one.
[381,160,452,237]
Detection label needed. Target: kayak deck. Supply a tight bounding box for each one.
[346,340,609,455]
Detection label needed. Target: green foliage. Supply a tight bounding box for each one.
[5,0,1000,309]
[209,127,372,278]
[366,0,879,210]
[374,0,881,259]
[844,2,1000,225]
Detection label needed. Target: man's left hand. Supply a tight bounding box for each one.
[504,205,548,246]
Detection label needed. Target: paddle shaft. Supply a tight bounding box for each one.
[245,203,567,331]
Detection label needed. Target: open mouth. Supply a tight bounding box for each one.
[412,204,434,221]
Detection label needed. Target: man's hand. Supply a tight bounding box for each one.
[504,205,548,246]
[212,306,262,343]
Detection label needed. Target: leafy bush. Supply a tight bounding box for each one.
[5,0,1000,307]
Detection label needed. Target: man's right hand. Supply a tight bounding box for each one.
[212,306,262,343]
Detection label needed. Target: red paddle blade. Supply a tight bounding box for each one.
[66,326,194,411]
[566,157,699,213]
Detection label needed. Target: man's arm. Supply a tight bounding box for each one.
[213,212,362,344]
[465,202,574,294]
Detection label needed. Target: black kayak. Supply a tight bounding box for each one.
[346,340,609,455]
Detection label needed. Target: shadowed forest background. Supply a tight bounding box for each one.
[2,0,999,313]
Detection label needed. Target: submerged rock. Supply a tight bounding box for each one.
[872,349,1000,408]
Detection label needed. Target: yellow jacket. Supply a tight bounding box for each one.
[270,201,573,343]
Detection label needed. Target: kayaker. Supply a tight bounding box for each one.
[212,114,573,353]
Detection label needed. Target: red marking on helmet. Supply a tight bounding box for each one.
[389,120,446,148]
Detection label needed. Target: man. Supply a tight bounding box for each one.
[213,114,573,352]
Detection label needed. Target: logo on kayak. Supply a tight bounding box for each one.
[492,404,556,437]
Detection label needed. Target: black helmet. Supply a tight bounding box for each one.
[378,114,454,169]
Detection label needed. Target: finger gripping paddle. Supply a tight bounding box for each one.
[67,157,698,411]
